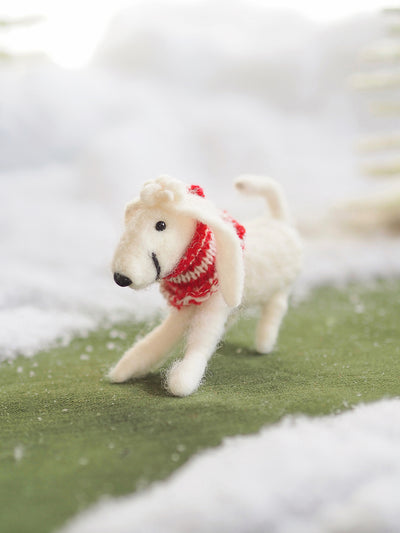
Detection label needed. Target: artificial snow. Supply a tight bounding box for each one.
[60,399,400,533]
[13,445,24,462]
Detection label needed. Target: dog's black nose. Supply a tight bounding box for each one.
[113,272,132,287]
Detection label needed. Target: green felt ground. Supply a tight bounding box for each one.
[1,281,399,533]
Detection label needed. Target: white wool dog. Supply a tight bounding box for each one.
[110,175,302,397]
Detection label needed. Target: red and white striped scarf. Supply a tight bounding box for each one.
[160,185,246,309]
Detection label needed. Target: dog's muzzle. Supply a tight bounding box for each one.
[113,272,132,287]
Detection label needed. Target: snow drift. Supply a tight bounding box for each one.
[60,399,400,533]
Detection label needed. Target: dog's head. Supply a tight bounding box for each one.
[112,176,244,308]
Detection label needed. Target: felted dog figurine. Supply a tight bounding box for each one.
[110,175,302,396]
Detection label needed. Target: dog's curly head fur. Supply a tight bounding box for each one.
[124,176,188,224]
[140,176,187,206]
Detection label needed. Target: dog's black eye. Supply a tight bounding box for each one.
[155,220,166,231]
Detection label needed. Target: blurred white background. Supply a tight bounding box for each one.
[1,0,399,358]
[0,0,389,67]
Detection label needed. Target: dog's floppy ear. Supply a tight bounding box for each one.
[174,195,244,308]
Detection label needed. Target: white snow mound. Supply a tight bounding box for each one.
[60,399,400,533]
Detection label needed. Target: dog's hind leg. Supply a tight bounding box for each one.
[108,306,194,383]
[167,293,230,397]
[255,289,289,354]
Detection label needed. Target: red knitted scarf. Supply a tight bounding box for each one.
[160,185,246,309]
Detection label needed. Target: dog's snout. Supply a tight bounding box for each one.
[113,272,132,287]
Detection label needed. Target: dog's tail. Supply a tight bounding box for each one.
[234,174,290,222]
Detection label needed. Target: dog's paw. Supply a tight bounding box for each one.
[107,357,148,383]
[107,364,131,383]
[255,329,279,354]
[255,333,277,354]
[166,358,206,397]
[255,340,275,354]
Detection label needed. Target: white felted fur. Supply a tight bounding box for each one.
[166,292,229,397]
[109,175,302,396]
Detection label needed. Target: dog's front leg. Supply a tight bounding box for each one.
[166,293,230,397]
[108,307,194,383]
